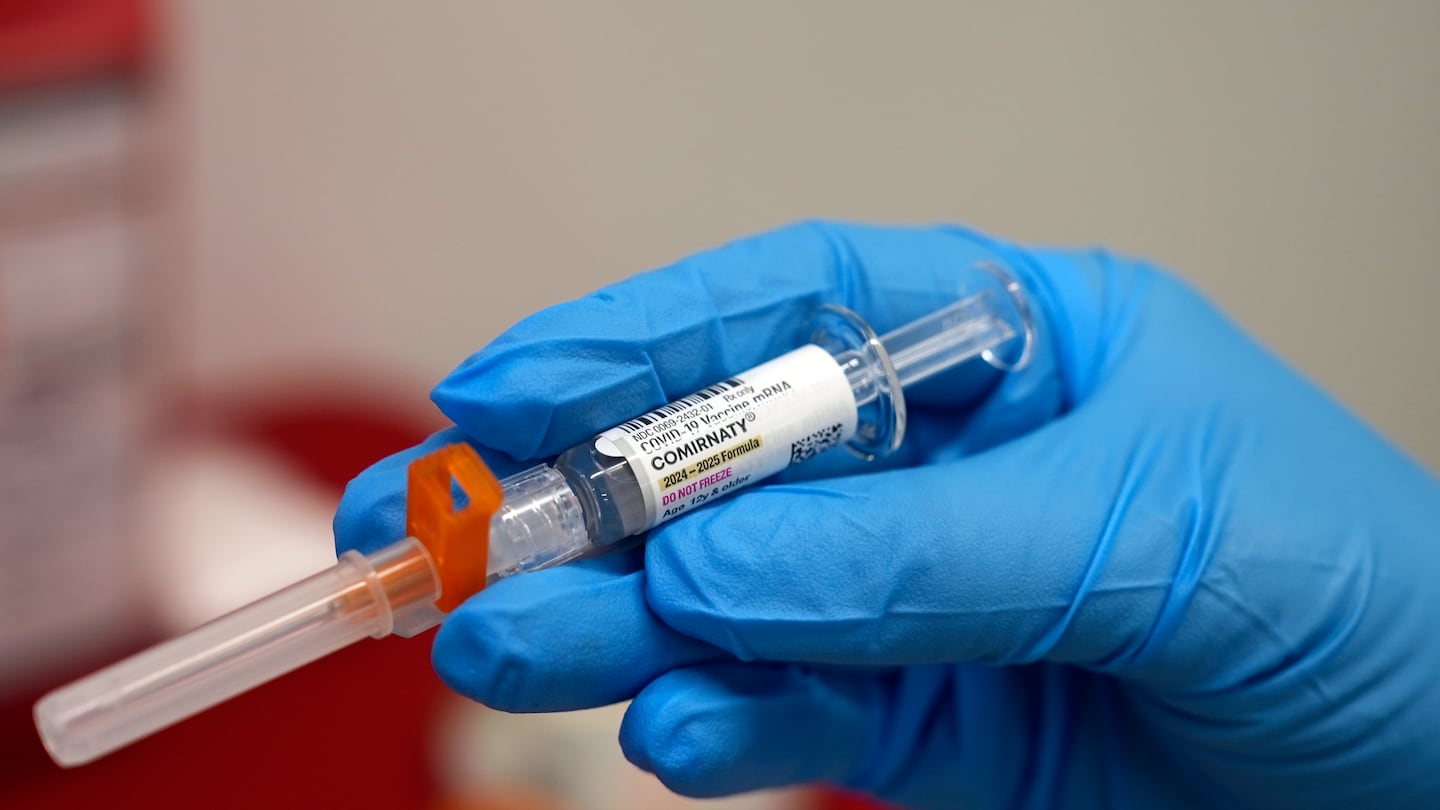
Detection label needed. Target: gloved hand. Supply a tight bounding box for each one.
[335,222,1440,809]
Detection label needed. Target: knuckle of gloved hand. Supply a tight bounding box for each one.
[431,610,539,711]
[1099,250,1217,319]
[621,694,732,798]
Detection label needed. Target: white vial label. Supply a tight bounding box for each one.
[597,344,858,529]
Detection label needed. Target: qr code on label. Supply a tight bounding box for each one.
[790,423,845,464]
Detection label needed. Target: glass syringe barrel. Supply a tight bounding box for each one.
[35,263,1033,767]
[483,262,1034,575]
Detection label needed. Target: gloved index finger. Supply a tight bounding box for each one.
[433,220,1032,460]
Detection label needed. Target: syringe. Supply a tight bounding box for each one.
[35,263,1034,767]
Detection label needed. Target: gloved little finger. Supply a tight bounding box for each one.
[618,660,1043,806]
[618,661,873,798]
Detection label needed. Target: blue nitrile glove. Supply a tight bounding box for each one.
[335,222,1440,809]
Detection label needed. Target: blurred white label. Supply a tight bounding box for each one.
[0,84,152,691]
[0,86,133,193]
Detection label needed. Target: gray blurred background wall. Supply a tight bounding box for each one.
[173,1,1440,468]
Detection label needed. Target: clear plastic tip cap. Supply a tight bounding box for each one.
[34,538,441,767]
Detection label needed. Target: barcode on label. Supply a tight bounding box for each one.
[618,377,743,431]
[789,423,845,464]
